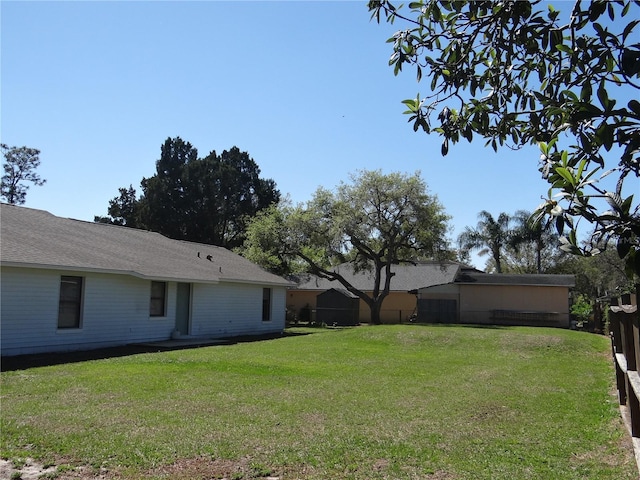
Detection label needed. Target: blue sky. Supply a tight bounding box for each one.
[2,1,635,269]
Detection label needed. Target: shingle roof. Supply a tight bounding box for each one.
[321,288,359,298]
[454,272,575,287]
[293,261,464,292]
[0,204,291,286]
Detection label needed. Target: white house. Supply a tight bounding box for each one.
[0,204,292,356]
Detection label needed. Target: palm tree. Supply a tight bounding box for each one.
[458,211,511,273]
[509,210,558,273]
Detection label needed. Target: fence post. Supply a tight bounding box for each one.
[623,313,637,371]
[635,284,640,372]
[621,287,640,437]
[611,306,628,406]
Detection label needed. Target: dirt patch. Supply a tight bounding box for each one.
[145,456,280,480]
[0,457,282,480]
[1,458,56,480]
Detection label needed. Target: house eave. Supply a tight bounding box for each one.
[454,281,575,288]
[0,261,222,284]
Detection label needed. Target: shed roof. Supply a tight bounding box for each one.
[454,272,575,287]
[0,204,291,286]
[318,288,359,299]
[293,261,465,292]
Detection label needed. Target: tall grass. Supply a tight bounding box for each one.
[0,325,636,479]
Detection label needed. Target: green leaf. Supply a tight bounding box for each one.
[554,167,576,186]
[560,150,568,165]
[538,141,549,156]
[622,48,640,77]
[550,30,563,52]
[617,232,632,259]
[605,191,624,212]
[625,248,640,278]
[441,138,449,156]
[596,122,615,151]
[569,229,577,247]
[580,82,592,101]
[432,4,441,21]
[621,194,634,215]
[555,215,565,235]
[589,2,607,21]
[561,90,579,102]
[597,85,609,110]
[463,125,473,142]
[402,98,419,112]
[576,159,586,182]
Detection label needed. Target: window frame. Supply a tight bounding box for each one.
[262,287,272,322]
[58,275,84,329]
[150,281,167,317]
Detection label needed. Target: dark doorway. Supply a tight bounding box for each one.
[417,299,457,323]
[175,283,191,335]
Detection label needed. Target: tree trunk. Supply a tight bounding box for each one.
[592,300,603,334]
[536,238,543,273]
[494,254,502,273]
[369,301,383,325]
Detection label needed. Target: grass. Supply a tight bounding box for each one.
[0,324,636,479]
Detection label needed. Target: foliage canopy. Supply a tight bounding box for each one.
[96,137,279,249]
[458,210,512,273]
[458,209,566,274]
[369,0,640,276]
[1,144,46,205]
[240,170,451,324]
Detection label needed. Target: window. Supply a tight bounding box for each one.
[150,281,167,317]
[262,288,272,322]
[58,276,83,329]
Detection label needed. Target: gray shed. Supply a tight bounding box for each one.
[316,288,360,326]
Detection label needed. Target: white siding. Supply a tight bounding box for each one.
[1,267,175,356]
[1,267,287,356]
[191,283,286,337]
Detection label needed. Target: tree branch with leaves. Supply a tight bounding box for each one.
[369,0,640,276]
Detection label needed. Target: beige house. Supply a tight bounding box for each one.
[288,261,473,324]
[417,272,575,327]
[289,262,575,327]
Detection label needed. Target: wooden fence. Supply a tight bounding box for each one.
[609,285,640,466]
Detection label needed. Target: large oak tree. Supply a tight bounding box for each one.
[240,170,451,324]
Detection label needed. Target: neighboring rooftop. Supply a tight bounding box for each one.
[0,203,291,286]
[454,272,576,287]
[293,261,477,292]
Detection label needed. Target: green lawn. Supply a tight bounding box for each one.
[0,325,636,479]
